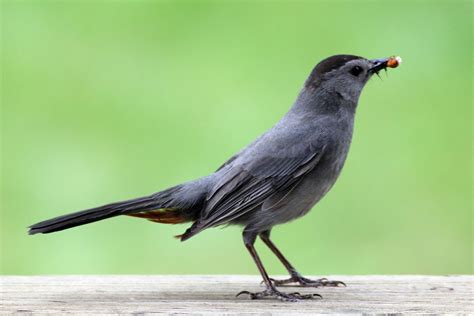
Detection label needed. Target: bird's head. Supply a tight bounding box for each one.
[305,54,401,103]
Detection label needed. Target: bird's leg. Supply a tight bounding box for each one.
[236,229,321,301]
[259,230,345,288]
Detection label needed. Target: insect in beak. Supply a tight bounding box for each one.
[369,56,402,75]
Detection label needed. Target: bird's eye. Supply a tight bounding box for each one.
[350,66,363,77]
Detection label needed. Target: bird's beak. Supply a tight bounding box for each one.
[369,56,402,75]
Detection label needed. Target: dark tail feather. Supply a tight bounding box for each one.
[28,195,160,235]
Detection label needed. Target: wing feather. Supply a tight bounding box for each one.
[194,144,325,231]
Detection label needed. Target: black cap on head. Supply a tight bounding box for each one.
[305,54,364,88]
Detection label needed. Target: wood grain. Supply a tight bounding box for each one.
[1,275,472,314]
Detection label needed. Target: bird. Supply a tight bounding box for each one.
[29,54,401,301]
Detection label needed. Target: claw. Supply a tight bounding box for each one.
[271,276,346,288]
[301,293,322,299]
[320,279,346,287]
[236,287,321,301]
[236,290,251,298]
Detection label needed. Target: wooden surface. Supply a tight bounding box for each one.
[1,275,472,314]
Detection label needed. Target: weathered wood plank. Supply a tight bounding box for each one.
[1,275,472,314]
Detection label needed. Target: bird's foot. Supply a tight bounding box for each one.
[270,276,346,288]
[236,287,321,302]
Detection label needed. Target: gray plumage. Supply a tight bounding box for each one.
[29,54,399,301]
[29,54,377,237]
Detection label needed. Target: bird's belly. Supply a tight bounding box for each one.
[275,167,339,220]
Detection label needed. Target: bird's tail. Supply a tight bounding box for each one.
[28,184,202,235]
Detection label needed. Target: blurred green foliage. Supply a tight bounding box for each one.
[1,1,472,275]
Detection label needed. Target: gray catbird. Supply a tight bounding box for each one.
[29,54,401,301]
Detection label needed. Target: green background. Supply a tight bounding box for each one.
[1,1,472,275]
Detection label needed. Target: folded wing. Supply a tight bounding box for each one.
[180,142,325,240]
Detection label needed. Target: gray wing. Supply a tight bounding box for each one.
[192,142,325,234]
